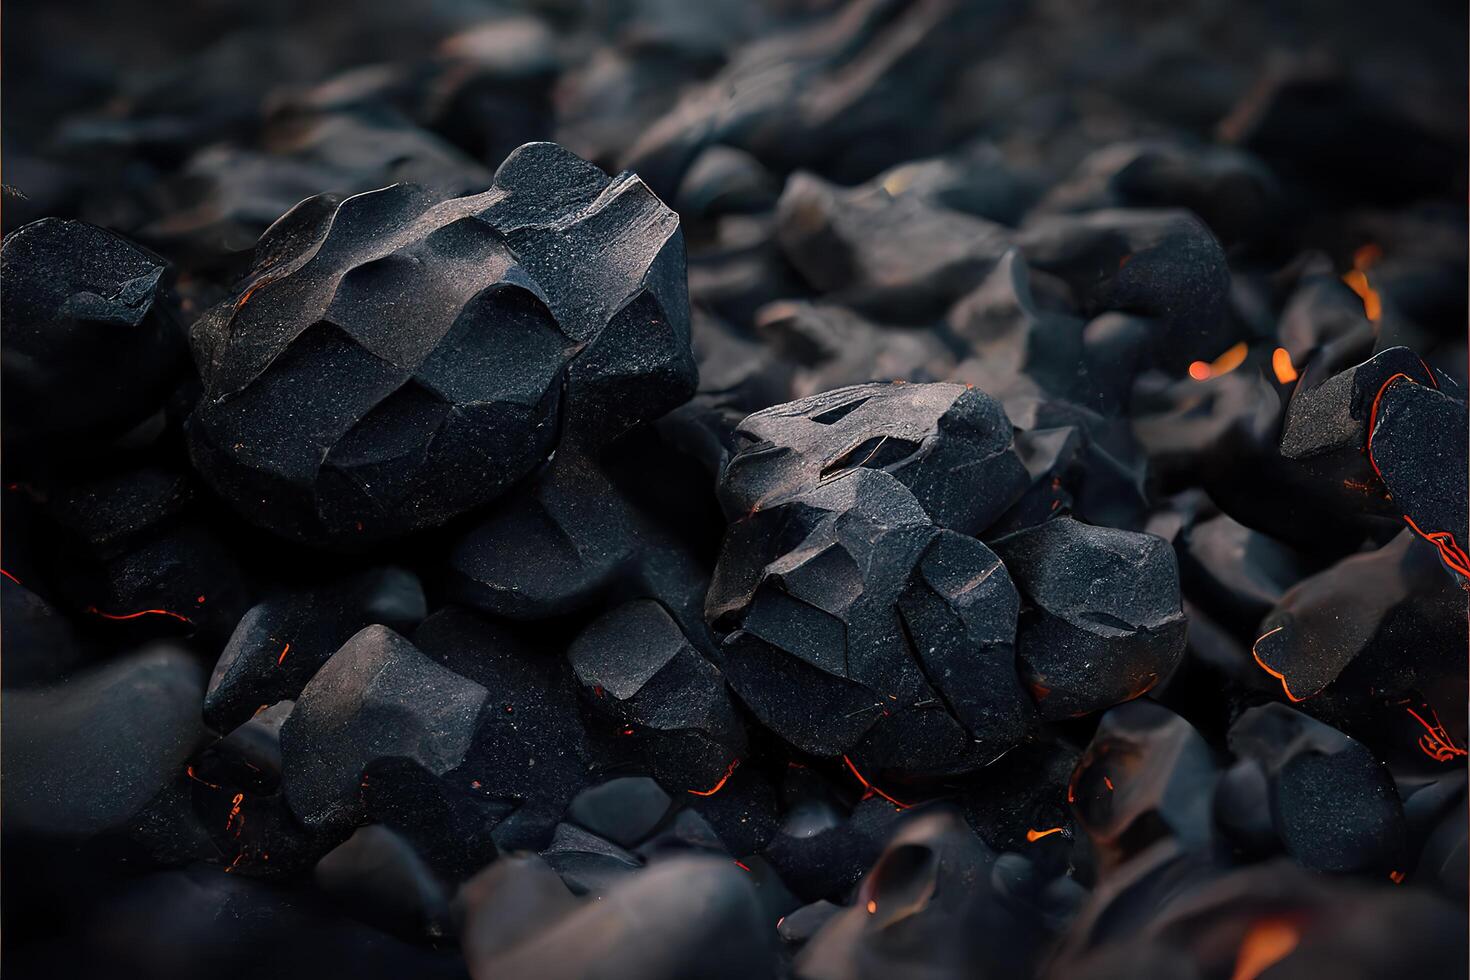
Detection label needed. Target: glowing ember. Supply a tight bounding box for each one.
[688,757,741,797]
[1389,870,1406,884]
[1230,917,1301,980]
[866,900,877,914]
[1251,626,1307,702]
[1025,827,1065,842]
[1342,244,1383,323]
[276,642,291,666]
[1405,705,1467,763]
[0,568,22,585]
[1188,342,1249,382]
[1271,347,1298,384]
[85,605,193,625]
[841,755,912,809]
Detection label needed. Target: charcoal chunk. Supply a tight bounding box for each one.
[186,141,694,548]
[569,600,746,793]
[315,824,453,941]
[710,468,1032,775]
[775,171,1012,320]
[1,575,92,687]
[1,218,181,445]
[991,517,1186,720]
[206,567,427,733]
[541,822,643,896]
[796,808,1046,980]
[3,648,208,837]
[1068,701,1217,873]
[719,382,1027,537]
[763,798,906,903]
[1228,704,1406,874]
[280,625,487,834]
[567,777,673,849]
[754,301,956,399]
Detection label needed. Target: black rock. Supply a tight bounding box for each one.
[569,600,746,794]
[774,169,1012,320]
[762,797,906,904]
[719,381,1028,537]
[1,217,181,446]
[1068,701,1217,874]
[1,574,92,687]
[411,606,593,852]
[279,625,487,835]
[186,141,695,548]
[2,648,208,837]
[709,468,1033,776]
[459,854,773,979]
[796,808,1047,980]
[359,755,505,885]
[315,824,453,941]
[540,821,643,896]
[205,566,426,733]
[1228,704,1406,874]
[990,517,1186,720]
[753,301,955,399]
[566,777,673,850]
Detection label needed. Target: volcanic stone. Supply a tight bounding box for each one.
[1,217,181,445]
[280,625,487,834]
[990,517,1186,720]
[1228,704,1406,874]
[186,140,695,547]
[566,777,673,849]
[315,824,453,940]
[719,381,1028,537]
[568,600,746,794]
[205,566,427,733]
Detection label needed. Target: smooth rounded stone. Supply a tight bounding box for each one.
[709,468,1033,775]
[541,822,643,896]
[1068,701,1217,874]
[990,517,1186,721]
[753,301,956,400]
[460,855,773,980]
[411,606,593,852]
[567,777,673,849]
[796,808,1045,980]
[186,141,695,548]
[774,170,1013,320]
[1212,759,1279,858]
[448,452,709,641]
[569,600,746,794]
[280,625,488,835]
[719,381,1028,537]
[1036,139,1280,245]
[635,807,726,860]
[1175,512,1312,629]
[1,574,92,687]
[868,140,1038,226]
[205,566,427,733]
[1015,208,1230,371]
[779,900,842,947]
[1228,704,1406,874]
[2,647,208,837]
[1370,377,1468,582]
[1,217,181,445]
[315,824,453,941]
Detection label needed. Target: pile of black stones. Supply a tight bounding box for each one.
[3,0,1466,978]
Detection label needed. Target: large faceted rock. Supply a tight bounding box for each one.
[719,382,1027,537]
[990,517,1186,720]
[186,141,695,548]
[708,467,1034,777]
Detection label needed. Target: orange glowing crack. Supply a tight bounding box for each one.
[1103,776,1114,791]
[1365,372,1417,480]
[1405,705,1468,763]
[1403,513,1470,581]
[688,758,741,797]
[225,792,245,835]
[733,860,751,872]
[1026,827,1065,842]
[86,605,194,625]
[1251,626,1307,702]
[1231,917,1301,980]
[1271,347,1298,384]
[276,643,291,666]
[0,568,21,585]
[185,765,221,790]
[1389,870,1405,884]
[842,755,912,809]
[1342,244,1383,323]
[1188,342,1249,382]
